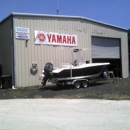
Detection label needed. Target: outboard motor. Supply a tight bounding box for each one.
[42,62,53,86]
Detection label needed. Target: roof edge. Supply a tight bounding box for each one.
[1,12,128,31]
[0,14,12,24]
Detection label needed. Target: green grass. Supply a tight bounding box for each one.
[34,95,42,98]
[54,93,130,100]
[101,94,130,100]
[54,93,86,99]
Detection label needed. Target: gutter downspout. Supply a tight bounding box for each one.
[11,15,16,89]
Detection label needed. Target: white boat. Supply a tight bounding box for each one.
[40,48,110,88]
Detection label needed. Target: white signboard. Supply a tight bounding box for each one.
[15,27,29,39]
[35,31,77,46]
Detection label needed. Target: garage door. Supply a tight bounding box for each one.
[92,37,120,59]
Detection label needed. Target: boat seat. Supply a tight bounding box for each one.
[74,60,78,66]
[61,62,73,68]
[74,60,86,66]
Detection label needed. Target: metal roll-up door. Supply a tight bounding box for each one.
[92,37,120,59]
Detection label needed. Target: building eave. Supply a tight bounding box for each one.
[0,12,128,31]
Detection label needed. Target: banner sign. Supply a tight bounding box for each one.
[35,31,77,46]
[15,27,29,39]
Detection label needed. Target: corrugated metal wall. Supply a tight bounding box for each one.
[13,15,128,87]
[13,16,90,87]
[0,18,12,75]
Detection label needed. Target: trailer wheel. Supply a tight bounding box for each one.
[74,81,81,89]
[82,80,88,88]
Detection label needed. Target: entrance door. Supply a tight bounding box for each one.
[92,36,121,77]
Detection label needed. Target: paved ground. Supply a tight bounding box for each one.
[0,99,130,130]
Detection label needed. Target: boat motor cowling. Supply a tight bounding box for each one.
[42,62,53,86]
[44,62,53,72]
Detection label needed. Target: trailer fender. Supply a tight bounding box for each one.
[72,79,89,84]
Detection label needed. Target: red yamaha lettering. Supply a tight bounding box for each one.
[63,35,66,43]
[35,31,77,46]
[57,35,62,43]
[72,36,76,44]
[67,36,71,43]
[52,34,56,43]
[47,34,51,42]
[47,34,76,44]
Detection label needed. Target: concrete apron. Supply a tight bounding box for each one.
[0,99,130,130]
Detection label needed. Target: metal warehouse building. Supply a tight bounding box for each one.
[0,12,129,87]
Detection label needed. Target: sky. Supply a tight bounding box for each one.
[0,0,130,29]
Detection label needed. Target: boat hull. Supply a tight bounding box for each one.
[51,64,108,81]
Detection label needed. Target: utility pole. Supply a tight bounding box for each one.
[56,0,59,15]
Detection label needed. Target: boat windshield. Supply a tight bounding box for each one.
[72,49,88,66]
[59,47,89,67]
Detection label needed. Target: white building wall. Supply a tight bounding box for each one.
[13,15,128,87]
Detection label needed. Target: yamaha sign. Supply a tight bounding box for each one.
[35,31,77,46]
